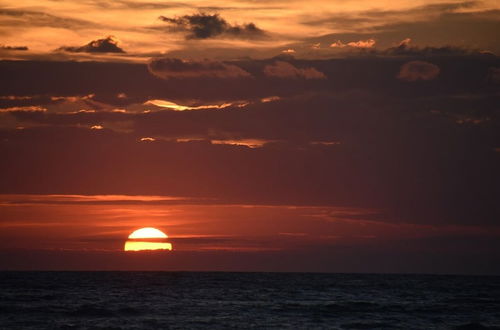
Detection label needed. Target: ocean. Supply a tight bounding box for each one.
[1,272,499,329]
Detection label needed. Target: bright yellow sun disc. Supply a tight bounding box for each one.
[128,227,168,239]
[124,241,172,251]
[124,227,172,251]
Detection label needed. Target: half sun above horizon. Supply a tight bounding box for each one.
[124,227,173,251]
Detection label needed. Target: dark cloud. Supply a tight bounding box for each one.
[1,54,499,227]
[397,60,440,81]
[148,58,252,79]
[1,54,498,102]
[58,36,125,53]
[158,13,265,39]
[0,45,28,51]
[2,235,500,272]
[263,61,326,79]
[0,108,498,227]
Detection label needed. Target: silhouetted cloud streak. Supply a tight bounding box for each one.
[58,36,125,53]
[0,45,28,51]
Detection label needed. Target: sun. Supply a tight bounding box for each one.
[128,227,168,239]
[124,227,172,251]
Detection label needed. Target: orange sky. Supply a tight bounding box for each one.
[1,194,498,272]
[1,0,499,273]
[1,0,500,61]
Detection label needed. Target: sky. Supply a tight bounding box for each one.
[0,0,499,273]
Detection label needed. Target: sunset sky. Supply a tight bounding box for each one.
[1,0,499,273]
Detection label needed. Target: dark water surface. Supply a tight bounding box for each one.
[1,272,499,329]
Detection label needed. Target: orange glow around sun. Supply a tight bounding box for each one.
[124,227,172,251]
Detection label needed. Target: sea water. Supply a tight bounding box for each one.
[1,272,499,329]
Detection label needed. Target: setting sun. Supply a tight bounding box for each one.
[124,227,172,251]
[128,227,168,239]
